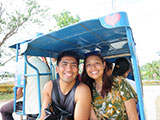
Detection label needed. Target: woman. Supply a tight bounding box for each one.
[82,52,138,120]
[112,57,137,92]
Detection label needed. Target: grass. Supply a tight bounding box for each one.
[143,84,160,86]
[0,92,14,100]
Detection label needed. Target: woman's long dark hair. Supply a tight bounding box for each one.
[81,52,113,97]
[112,57,130,77]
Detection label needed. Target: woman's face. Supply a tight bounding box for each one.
[85,55,106,82]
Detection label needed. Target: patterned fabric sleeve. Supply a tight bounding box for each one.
[117,77,138,102]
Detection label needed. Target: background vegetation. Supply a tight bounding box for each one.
[141,60,160,80]
[0,93,14,100]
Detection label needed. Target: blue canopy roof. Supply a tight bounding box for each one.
[9,12,146,120]
[10,12,133,59]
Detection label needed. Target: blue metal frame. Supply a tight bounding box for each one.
[14,46,52,119]
[24,55,52,119]
[14,43,26,116]
[24,54,41,119]
[126,27,146,120]
[11,11,146,120]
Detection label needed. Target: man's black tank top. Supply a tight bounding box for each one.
[51,79,80,115]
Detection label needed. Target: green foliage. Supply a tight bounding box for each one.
[0,0,49,47]
[53,9,80,29]
[0,93,14,100]
[0,71,14,79]
[0,0,49,66]
[140,59,160,80]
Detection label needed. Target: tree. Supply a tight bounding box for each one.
[140,60,160,80]
[0,0,49,65]
[53,9,80,29]
[0,0,49,47]
[0,0,81,82]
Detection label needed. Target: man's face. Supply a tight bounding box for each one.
[56,56,78,83]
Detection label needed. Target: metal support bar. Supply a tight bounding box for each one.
[126,27,146,120]
[24,54,41,119]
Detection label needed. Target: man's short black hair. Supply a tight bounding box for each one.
[57,50,79,66]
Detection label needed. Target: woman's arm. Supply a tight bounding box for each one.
[124,98,139,120]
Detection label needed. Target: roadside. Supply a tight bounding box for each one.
[143,85,160,120]
[0,85,160,120]
[0,99,10,103]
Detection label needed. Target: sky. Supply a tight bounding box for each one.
[42,0,160,66]
[47,0,160,66]
[1,0,160,73]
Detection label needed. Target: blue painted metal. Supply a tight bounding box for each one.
[23,54,52,119]
[14,44,26,116]
[24,73,51,77]
[24,54,41,119]
[126,27,146,120]
[10,11,146,119]
[99,12,129,28]
[13,44,19,113]
[10,12,130,59]
[23,55,26,115]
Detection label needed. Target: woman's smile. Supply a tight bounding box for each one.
[86,55,105,81]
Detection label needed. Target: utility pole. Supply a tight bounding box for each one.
[112,0,116,10]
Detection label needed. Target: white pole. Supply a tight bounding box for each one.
[112,0,116,10]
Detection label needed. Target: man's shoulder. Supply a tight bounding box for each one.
[45,79,60,88]
[77,82,89,87]
[76,82,90,93]
[43,80,53,97]
[44,80,53,89]
[75,82,91,103]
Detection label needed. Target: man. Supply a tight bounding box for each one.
[40,51,91,120]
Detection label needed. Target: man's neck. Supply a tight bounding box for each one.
[59,79,76,95]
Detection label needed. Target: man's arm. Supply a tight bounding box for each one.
[89,106,97,120]
[74,83,92,120]
[39,81,52,120]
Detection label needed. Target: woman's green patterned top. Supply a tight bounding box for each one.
[92,76,137,120]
